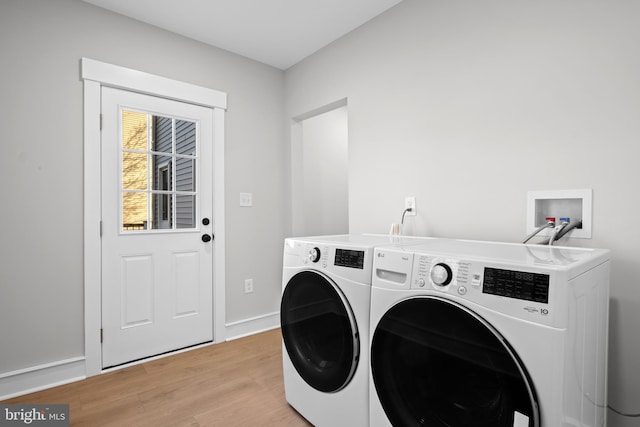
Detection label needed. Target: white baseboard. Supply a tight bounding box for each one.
[0,357,86,400]
[0,313,280,400]
[225,311,280,341]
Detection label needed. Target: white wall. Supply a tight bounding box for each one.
[285,1,640,425]
[0,0,285,379]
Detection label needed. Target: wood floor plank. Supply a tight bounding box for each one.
[2,329,311,426]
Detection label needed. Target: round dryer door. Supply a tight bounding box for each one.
[280,270,359,393]
[371,297,539,427]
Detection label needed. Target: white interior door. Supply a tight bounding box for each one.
[101,87,214,368]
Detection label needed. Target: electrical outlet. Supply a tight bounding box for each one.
[405,197,416,216]
[244,279,254,294]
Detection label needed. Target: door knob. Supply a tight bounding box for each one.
[202,234,212,243]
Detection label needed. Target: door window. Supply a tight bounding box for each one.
[121,110,197,231]
[371,297,539,426]
[280,271,359,393]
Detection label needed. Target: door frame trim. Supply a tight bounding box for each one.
[81,58,227,376]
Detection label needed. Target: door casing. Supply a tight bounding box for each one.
[82,58,227,376]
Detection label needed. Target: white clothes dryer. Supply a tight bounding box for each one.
[281,234,431,427]
[369,239,610,427]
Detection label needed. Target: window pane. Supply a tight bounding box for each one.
[122,192,148,230]
[176,120,196,155]
[122,152,148,190]
[152,116,173,153]
[176,195,196,229]
[175,157,195,192]
[152,155,172,191]
[152,193,172,229]
[122,111,148,150]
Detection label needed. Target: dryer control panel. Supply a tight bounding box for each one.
[304,245,365,270]
[285,240,374,285]
[335,248,365,269]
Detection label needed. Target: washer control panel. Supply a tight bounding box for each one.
[410,253,554,326]
[430,263,454,286]
[413,255,468,293]
[482,267,549,304]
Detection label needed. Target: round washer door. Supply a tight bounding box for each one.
[371,297,539,427]
[281,270,359,393]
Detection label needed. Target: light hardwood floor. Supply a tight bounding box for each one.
[3,328,311,426]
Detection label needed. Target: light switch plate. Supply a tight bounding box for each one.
[240,192,253,207]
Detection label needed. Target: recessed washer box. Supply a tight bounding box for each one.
[526,189,592,239]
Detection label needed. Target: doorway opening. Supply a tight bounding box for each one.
[290,99,349,237]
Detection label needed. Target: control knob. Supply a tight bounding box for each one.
[430,263,453,286]
[308,247,321,263]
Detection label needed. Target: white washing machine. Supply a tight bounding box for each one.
[281,234,432,426]
[369,239,610,427]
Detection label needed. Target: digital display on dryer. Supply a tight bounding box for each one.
[483,267,549,303]
[335,249,365,269]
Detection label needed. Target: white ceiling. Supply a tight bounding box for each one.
[81,0,403,70]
